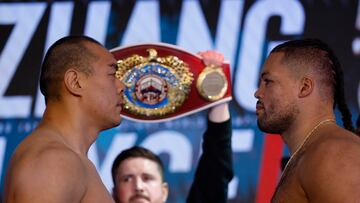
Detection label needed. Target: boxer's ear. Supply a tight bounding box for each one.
[298,76,314,98]
[64,68,84,96]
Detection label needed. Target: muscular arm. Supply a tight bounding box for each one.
[186,103,233,203]
[6,147,87,203]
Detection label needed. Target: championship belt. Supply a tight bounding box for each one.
[111,43,232,122]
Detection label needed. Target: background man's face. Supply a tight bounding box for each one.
[113,157,168,203]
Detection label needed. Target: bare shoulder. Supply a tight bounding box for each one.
[299,126,360,202]
[309,126,360,164]
[5,130,87,202]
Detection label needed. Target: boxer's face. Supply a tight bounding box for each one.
[255,52,300,134]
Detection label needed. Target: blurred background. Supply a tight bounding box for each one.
[0,0,359,202]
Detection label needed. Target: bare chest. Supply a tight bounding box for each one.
[271,166,307,203]
[81,163,114,203]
